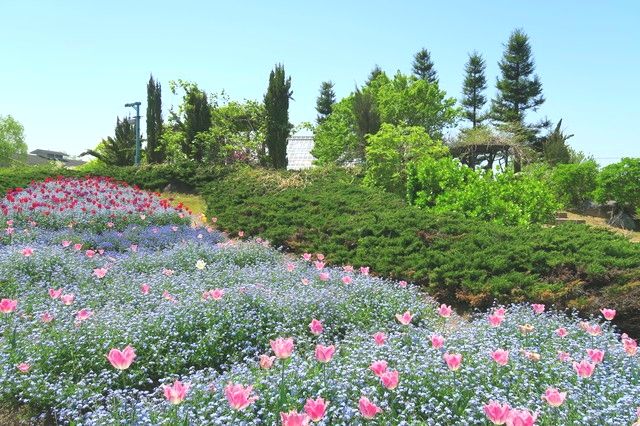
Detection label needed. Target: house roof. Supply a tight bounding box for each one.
[30,149,68,157]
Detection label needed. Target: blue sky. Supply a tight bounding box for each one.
[1,1,638,164]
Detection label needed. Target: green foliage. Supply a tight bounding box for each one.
[311,97,359,165]
[550,161,598,208]
[83,117,136,166]
[364,124,448,194]
[0,164,80,196]
[461,52,487,127]
[0,115,27,166]
[595,158,640,213]
[146,75,165,164]
[543,119,573,166]
[352,86,380,157]
[203,166,640,316]
[412,48,438,83]
[315,81,335,125]
[264,64,293,169]
[407,157,559,225]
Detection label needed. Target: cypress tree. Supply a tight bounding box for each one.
[264,64,293,169]
[352,86,380,160]
[412,48,438,83]
[146,75,164,163]
[315,81,335,125]
[461,52,487,128]
[183,86,212,163]
[543,119,573,166]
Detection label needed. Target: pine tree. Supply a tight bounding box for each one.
[366,65,384,86]
[315,81,335,125]
[352,86,380,160]
[146,75,164,163]
[412,48,438,83]
[491,29,545,134]
[461,52,487,128]
[543,119,573,166]
[264,64,293,169]
[183,86,212,163]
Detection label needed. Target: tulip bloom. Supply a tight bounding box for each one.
[73,243,83,251]
[315,344,335,363]
[259,354,275,369]
[0,298,18,314]
[380,369,399,390]
[585,324,602,336]
[518,324,535,334]
[369,360,388,377]
[600,308,616,321]
[341,276,352,285]
[373,332,386,346]
[209,289,224,300]
[61,240,71,247]
[443,352,462,371]
[543,387,567,407]
[40,312,54,323]
[302,253,312,261]
[85,250,96,258]
[531,303,545,314]
[430,334,445,349]
[358,396,382,420]
[318,272,330,281]
[270,337,294,359]
[586,349,605,364]
[314,261,325,270]
[286,262,296,272]
[623,337,638,356]
[573,360,596,378]
[398,280,407,288]
[280,410,310,426]
[555,327,568,338]
[75,308,93,322]
[93,268,107,279]
[557,351,571,362]
[49,288,62,299]
[17,363,31,373]
[494,307,507,316]
[225,382,258,410]
[301,278,310,285]
[438,304,452,318]
[60,294,75,305]
[309,319,324,335]
[491,349,509,366]
[488,313,504,327]
[140,283,150,295]
[304,397,328,422]
[316,253,325,261]
[395,310,413,325]
[107,346,136,370]
[505,409,537,426]
[164,380,189,405]
[483,401,511,425]
[21,247,34,257]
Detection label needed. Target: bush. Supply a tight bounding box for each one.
[595,158,640,213]
[407,157,559,225]
[550,161,598,208]
[203,167,640,334]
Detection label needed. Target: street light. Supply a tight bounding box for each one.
[125,102,142,166]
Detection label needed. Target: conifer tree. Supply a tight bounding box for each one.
[315,81,335,125]
[264,64,293,169]
[412,48,438,83]
[146,75,164,163]
[461,52,487,128]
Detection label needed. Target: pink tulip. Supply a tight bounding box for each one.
[623,337,638,356]
[130,244,138,253]
[373,332,386,346]
[489,313,505,327]
[585,324,602,336]
[484,401,511,425]
[93,267,107,279]
[543,387,566,407]
[301,278,310,285]
[557,351,571,362]
[73,243,82,251]
[398,280,408,288]
[280,410,310,426]
[314,261,325,270]
[209,289,224,300]
[359,396,382,419]
[555,327,568,338]
[586,349,605,363]
[370,360,388,377]
[85,249,96,258]
[573,360,596,378]
[600,308,616,321]
[75,308,93,322]
[286,262,296,272]
[506,409,537,426]
[343,265,354,272]
[395,310,413,325]
[40,312,54,323]
[238,231,244,238]
[443,352,462,371]
[360,266,370,275]
[162,268,174,276]
[316,253,325,261]
[302,253,312,261]
[380,369,399,390]
[430,334,445,349]
[17,363,30,373]
[0,298,18,314]
[60,294,75,305]
[5,227,14,235]
[141,283,150,295]
[341,276,353,285]
[21,247,34,257]
[270,337,294,359]
[225,382,258,410]
[162,290,175,302]
[494,307,507,316]
[491,349,509,366]
[531,303,545,314]
[318,272,330,281]
[315,344,335,363]
[304,397,328,422]
[98,249,104,255]
[107,346,136,370]
[309,319,324,335]
[164,380,189,405]
[62,240,72,247]
[438,304,452,318]
[49,288,62,299]
[259,354,275,369]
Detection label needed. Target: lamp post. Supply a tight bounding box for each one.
[125,102,142,166]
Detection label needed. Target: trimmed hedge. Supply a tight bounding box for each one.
[203,166,640,335]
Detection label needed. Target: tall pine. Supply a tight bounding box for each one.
[461,52,487,127]
[183,86,211,163]
[264,64,293,169]
[146,75,164,163]
[412,48,438,83]
[315,81,335,125]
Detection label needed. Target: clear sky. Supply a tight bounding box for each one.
[1,0,638,164]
